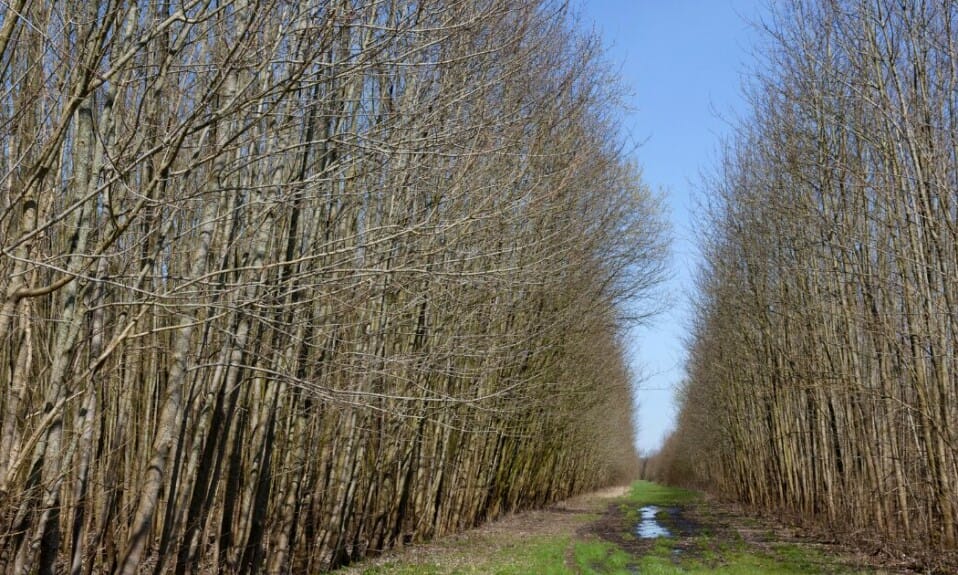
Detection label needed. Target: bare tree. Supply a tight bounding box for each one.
[662,1,958,568]
[0,1,666,572]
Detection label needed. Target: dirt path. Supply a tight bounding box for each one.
[335,483,930,574]
[334,486,626,574]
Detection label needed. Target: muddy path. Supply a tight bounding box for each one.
[584,490,927,574]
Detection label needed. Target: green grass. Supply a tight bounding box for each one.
[624,480,699,506]
[573,540,633,574]
[630,544,864,575]
[486,536,571,575]
[571,535,863,575]
[618,480,699,526]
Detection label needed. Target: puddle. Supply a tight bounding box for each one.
[636,505,672,539]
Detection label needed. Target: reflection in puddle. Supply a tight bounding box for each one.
[636,505,671,538]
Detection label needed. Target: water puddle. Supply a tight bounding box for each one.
[636,505,672,539]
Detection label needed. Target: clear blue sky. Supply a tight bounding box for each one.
[579,0,768,453]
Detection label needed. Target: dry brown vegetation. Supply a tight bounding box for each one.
[0,1,667,573]
[654,0,958,571]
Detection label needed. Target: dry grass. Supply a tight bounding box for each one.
[332,486,629,574]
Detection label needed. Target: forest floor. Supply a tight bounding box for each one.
[333,481,929,574]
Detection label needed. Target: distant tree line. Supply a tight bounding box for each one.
[0,1,666,573]
[654,0,958,567]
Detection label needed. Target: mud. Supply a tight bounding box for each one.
[585,499,704,560]
[587,496,930,574]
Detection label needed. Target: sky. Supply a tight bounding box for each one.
[578,0,769,453]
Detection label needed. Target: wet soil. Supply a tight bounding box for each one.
[585,499,706,560]
[587,495,930,574]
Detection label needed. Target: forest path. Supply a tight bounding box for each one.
[333,482,921,574]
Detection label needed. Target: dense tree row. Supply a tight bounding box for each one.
[0,1,664,573]
[656,0,958,565]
